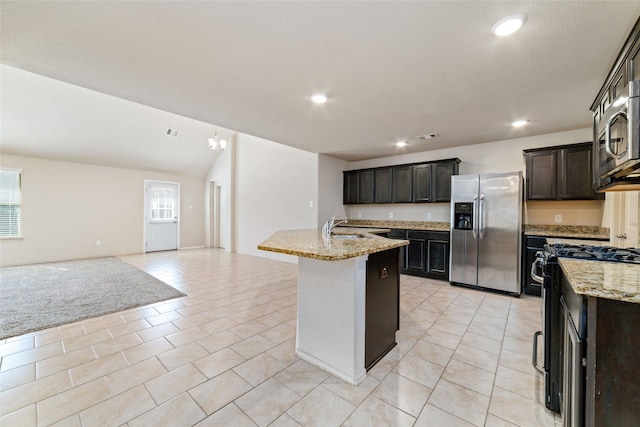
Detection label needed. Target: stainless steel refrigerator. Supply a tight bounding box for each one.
[449,172,523,295]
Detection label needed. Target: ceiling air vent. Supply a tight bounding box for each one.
[166,128,180,137]
[417,133,438,140]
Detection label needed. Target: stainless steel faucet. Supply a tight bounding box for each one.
[322,215,348,239]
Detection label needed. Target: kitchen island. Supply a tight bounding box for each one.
[258,228,408,385]
[556,255,640,426]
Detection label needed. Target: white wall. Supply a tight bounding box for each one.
[344,128,606,226]
[0,154,206,267]
[317,154,349,228]
[205,135,235,250]
[235,134,318,262]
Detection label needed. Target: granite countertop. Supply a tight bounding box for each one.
[547,238,612,246]
[339,219,450,232]
[257,228,408,261]
[559,258,640,304]
[524,224,609,240]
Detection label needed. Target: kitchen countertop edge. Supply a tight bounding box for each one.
[257,228,408,261]
[558,257,640,304]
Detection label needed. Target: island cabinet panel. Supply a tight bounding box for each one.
[358,170,375,204]
[374,168,393,203]
[365,248,399,370]
[585,297,640,427]
[412,164,433,202]
[391,165,413,203]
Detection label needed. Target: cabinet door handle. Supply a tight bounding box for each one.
[605,109,627,159]
[616,233,627,239]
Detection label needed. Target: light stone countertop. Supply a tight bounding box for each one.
[559,258,640,304]
[257,228,408,261]
[524,224,609,240]
[339,219,450,232]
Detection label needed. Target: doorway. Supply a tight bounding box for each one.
[210,181,229,250]
[144,181,180,252]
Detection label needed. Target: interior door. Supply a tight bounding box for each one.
[145,181,179,252]
[611,191,639,248]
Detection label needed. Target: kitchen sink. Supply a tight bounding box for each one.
[332,234,370,239]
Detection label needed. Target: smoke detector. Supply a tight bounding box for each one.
[417,133,438,140]
[166,128,180,137]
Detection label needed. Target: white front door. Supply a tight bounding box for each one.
[145,181,179,252]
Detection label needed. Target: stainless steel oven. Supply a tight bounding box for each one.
[594,79,640,190]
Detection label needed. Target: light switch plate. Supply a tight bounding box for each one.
[555,214,562,223]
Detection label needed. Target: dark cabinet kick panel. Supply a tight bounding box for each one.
[343,158,460,205]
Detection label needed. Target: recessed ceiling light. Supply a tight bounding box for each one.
[396,141,407,147]
[511,119,529,127]
[310,93,328,104]
[492,14,526,36]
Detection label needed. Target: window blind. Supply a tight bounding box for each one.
[0,169,21,237]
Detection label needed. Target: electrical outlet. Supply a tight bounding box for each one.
[427,212,432,220]
[357,212,362,218]
[555,214,562,223]
[308,201,313,208]
[389,212,394,219]
[96,240,102,246]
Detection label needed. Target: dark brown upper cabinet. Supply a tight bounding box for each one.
[391,165,413,203]
[524,143,603,201]
[343,158,460,205]
[358,170,375,204]
[412,164,432,202]
[343,171,359,204]
[374,168,393,203]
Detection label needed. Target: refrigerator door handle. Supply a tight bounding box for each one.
[478,194,485,239]
[472,194,478,239]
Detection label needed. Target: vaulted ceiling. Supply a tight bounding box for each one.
[2,1,639,176]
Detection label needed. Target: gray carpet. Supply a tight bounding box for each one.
[0,257,187,340]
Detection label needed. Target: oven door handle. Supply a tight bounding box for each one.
[530,256,545,284]
[532,330,544,374]
[604,109,627,160]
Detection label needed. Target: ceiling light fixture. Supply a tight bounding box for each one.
[208,130,227,152]
[396,141,407,147]
[511,119,529,127]
[491,14,526,36]
[311,93,328,104]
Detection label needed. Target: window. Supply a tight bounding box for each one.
[150,186,176,221]
[0,168,22,238]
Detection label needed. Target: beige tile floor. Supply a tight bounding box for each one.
[0,249,561,426]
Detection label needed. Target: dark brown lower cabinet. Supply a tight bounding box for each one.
[365,248,399,370]
[585,297,640,427]
[406,230,450,281]
[560,276,640,427]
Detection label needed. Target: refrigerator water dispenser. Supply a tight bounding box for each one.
[454,202,474,230]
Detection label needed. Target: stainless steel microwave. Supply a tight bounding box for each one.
[594,79,640,191]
